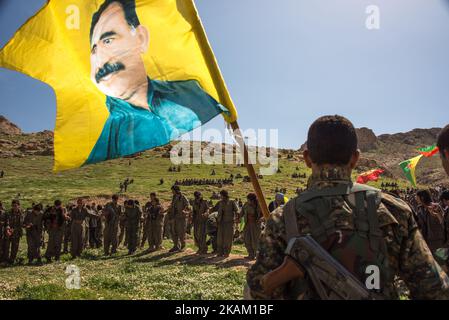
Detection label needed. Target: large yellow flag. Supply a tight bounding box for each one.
[0,0,237,171]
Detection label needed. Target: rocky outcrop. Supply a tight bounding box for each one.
[378,128,441,147]
[0,119,54,158]
[0,116,22,135]
[356,127,378,152]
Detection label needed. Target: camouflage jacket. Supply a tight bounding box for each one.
[246,167,449,300]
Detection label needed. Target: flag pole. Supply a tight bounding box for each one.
[230,121,270,219]
[188,1,270,218]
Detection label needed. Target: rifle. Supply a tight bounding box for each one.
[261,235,375,300]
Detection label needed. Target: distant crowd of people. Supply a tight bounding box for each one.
[174,178,234,187]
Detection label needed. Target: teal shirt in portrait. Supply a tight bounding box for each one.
[86,78,228,164]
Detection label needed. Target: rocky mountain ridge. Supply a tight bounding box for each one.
[0,116,446,185]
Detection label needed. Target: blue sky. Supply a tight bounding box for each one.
[1,0,448,149]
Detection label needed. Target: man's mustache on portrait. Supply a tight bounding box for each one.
[95,62,126,83]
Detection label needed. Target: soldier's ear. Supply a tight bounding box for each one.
[303,150,312,168]
[349,149,360,170]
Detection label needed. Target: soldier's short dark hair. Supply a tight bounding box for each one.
[12,199,20,206]
[307,115,358,165]
[194,191,201,198]
[112,194,119,200]
[33,204,41,211]
[417,189,432,206]
[437,125,449,158]
[90,0,140,42]
[171,185,180,192]
[150,192,156,197]
[54,200,62,206]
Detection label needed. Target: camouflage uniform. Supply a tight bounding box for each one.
[192,198,209,254]
[4,209,23,263]
[23,209,43,262]
[241,202,262,259]
[246,167,449,300]
[212,199,239,256]
[103,202,121,255]
[168,193,190,250]
[125,204,142,253]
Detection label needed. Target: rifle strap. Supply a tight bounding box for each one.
[284,199,300,242]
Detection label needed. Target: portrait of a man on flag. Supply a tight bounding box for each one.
[87,0,228,164]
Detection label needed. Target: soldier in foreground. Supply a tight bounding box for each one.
[103,194,121,256]
[438,125,449,177]
[246,115,449,299]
